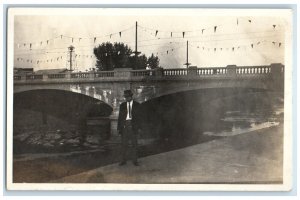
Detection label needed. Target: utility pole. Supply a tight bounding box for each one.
[67,45,75,71]
[133,21,140,69]
[183,40,191,68]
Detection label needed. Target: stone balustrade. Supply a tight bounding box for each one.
[14,63,284,83]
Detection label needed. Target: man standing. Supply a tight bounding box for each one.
[117,90,140,166]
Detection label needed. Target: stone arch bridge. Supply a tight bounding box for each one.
[14,63,284,135]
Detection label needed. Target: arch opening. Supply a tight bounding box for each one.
[13,89,113,154]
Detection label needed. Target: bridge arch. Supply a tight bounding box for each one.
[14,89,113,130]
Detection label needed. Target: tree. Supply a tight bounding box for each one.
[93,42,160,71]
[147,53,160,69]
[93,42,132,71]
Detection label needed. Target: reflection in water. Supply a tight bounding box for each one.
[140,89,284,146]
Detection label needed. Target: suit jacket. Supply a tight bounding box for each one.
[117,101,140,134]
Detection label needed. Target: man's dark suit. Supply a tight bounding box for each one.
[117,101,140,164]
[117,101,140,135]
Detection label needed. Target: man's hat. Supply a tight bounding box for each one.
[123,90,133,97]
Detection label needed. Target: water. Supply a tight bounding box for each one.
[140,89,284,145]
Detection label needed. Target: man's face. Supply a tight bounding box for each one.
[124,96,133,102]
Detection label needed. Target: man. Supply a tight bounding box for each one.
[117,89,140,166]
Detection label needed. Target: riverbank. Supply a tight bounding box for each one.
[54,124,283,183]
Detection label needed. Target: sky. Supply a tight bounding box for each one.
[11,8,291,72]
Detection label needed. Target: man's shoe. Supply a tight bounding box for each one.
[133,161,139,166]
[119,161,127,166]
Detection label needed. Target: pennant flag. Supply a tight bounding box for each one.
[155,30,158,37]
[94,37,96,43]
[202,29,205,34]
[248,20,252,23]
[171,32,172,37]
[119,32,122,37]
[237,18,239,25]
[273,25,276,29]
[251,44,254,48]
[279,42,282,47]
[214,26,217,33]
[182,32,185,38]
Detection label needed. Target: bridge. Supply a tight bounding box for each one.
[14,63,284,135]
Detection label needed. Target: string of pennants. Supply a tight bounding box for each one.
[15,39,284,65]
[16,54,96,65]
[15,18,281,51]
[15,26,134,50]
[138,18,280,39]
[190,40,283,52]
[143,40,283,56]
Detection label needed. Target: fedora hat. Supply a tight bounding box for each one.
[123,90,133,97]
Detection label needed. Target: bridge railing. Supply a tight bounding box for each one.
[95,71,114,77]
[14,75,22,80]
[13,63,284,82]
[48,73,66,79]
[163,69,188,76]
[25,74,43,80]
[236,66,271,74]
[197,67,227,75]
[131,69,155,77]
